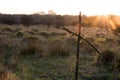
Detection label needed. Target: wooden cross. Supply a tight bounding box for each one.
[61,12,100,80]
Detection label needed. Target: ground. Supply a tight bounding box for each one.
[0,24,120,80]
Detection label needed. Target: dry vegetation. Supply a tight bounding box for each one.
[0,24,120,80]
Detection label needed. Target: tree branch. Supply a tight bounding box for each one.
[61,27,100,55]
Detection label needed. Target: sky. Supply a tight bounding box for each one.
[0,0,120,16]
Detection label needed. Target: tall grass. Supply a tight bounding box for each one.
[0,24,120,79]
[49,39,72,57]
[20,36,47,57]
[0,35,19,65]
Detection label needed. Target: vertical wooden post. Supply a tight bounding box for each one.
[61,12,100,80]
[75,12,81,80]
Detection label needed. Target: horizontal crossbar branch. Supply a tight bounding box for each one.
[61,27,100,55]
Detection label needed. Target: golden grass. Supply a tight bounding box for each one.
[49,39,71,57]
[0,70,21,80]
[20,36,47,57]
[0,24,120,79]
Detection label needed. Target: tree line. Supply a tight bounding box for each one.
[0,13,119,28]
[0,14,79,27]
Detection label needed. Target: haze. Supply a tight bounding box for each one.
[0,0,120,15]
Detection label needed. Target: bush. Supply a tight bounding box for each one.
[113,27,120,36]
[20,36,47,57]
[0,35,20,72]
[1,27,13,33]
[97,50,115,65]
[49,39,71,57]
[97,50,120,72]
[16,31,24,38]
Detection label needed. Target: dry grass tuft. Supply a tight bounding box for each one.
[16,31,25,38]
[0,70,21,80]
[1,27,14,33]
[97,50,120,72]
[49,39,71,57]
[20,36,47,57]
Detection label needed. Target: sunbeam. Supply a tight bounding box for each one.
[91,15,120,29]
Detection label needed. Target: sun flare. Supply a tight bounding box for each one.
[73,15,120,34]
[90,15,120,29]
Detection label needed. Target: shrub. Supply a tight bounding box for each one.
[49,39,71,57]
[96,50,120,72]
[113,27,120,36]
[97,50,115,65]
[1,27,13,33]
[20,36,47,57]
[39,31,49,37]
[16,31,24,38]
[0,35,20,72]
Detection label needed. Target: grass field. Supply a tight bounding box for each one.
[0,24,120,80]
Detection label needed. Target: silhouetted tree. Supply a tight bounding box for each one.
[48,10,56,15]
